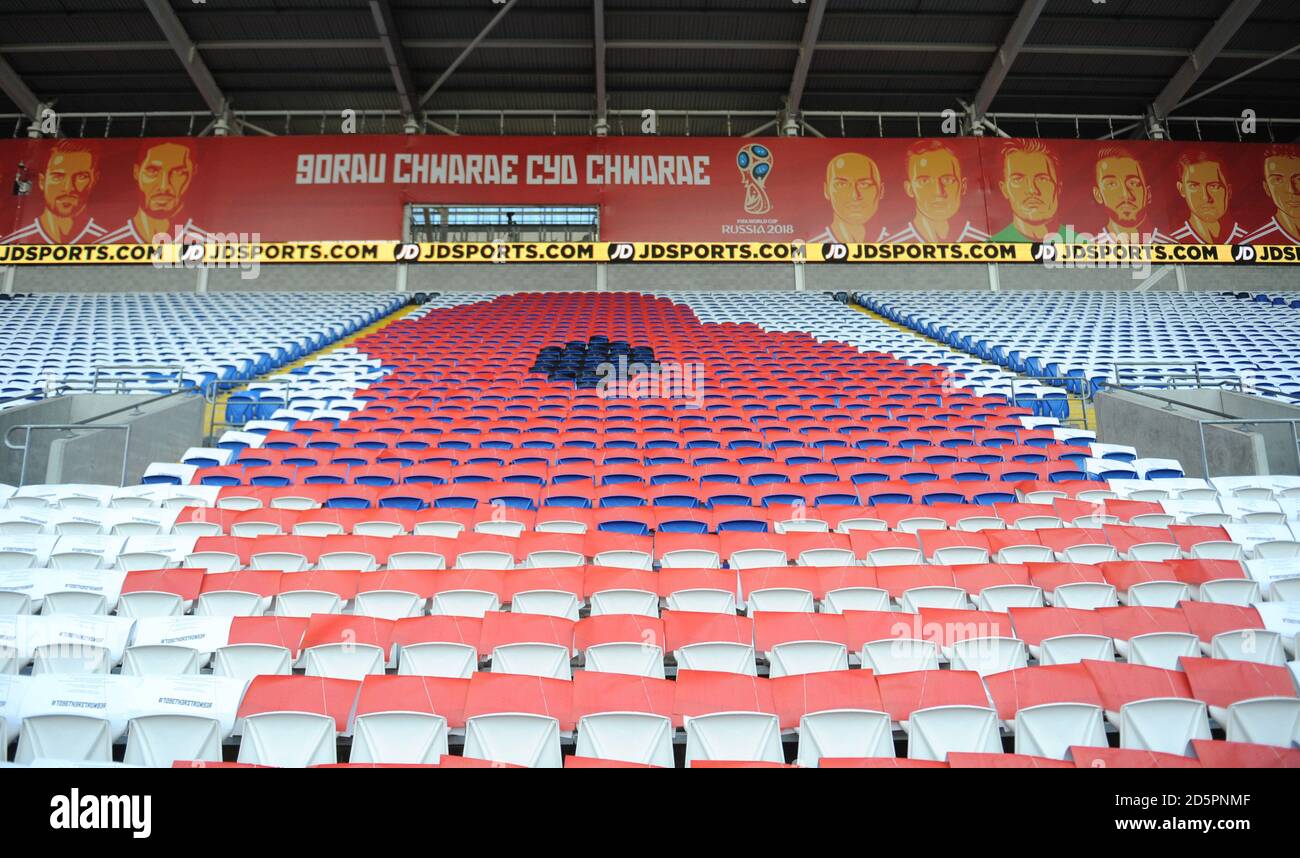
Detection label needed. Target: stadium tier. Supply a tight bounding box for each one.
[859,291,1300,402]
[1,291,1297,769]
[0,292,404,408]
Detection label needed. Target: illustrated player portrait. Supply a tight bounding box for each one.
[991,139,1080,243]
[1243,145,1300,245]
[1092,146,1167,242]
[880,140,988,242]
[99,139,210,244]
[811,152,883,243]
[1168,150,1246,244]
[1,140,106,245]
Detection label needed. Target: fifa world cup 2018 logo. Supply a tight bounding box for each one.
[737,144,773,215]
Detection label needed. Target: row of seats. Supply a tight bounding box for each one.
[4,664,1297,767]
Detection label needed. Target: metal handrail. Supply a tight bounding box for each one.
[202,376,324,441]
[91,362,187,394]
[1196,418,1300,480]
[4,422,132,487]
[1007,374,1092,431]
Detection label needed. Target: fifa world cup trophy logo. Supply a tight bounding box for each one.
[737,144,773,215]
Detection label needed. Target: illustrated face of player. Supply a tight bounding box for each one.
[824,154,882,227]
[40,151,97,219]
[1177,161,1229,224]
[1000,150,1058,226]
[1093,156,1148,228]
[134,143,195,219]
[905,148,964,223]
[1263,153,1300,221]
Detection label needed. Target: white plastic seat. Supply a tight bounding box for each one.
[954,516,1004,532]
[582,642,666,679]
[430,590,500,618]
[32,644,112,675]
[1014,703,1107,761]
[930,546,990,566]
[463,712,562,768]
[116,591,185,618]
[121,645,202,676]
[316,551,377,572]
[302,643,386,680]
[746,587,815,614]
[899,585,967,613]
[948,636,1029,676]
[1125,542,1181,562]
[123,715,222,767]
[896,517,945,534]
[524,550,585,568]
[293,521,345,537]
[14,715,113,765]
[1038,634,1116,665]
[591,550,654,571]
[398,642,478,678]
[352,590,425,620]
[1126,632,1200,671]
[183,551,241,573]
[1196,579,1260,605]
[795,709,894,767]
[387,551,447,570]
[574,712,674,768]
[775,518,829,534]
[684,711,783,767]
[40,591,109,616]
[273,590,342,617]
[835,517,887,533]
[238,712,337,767]
[866,547,923,566]
[906,705,1001,761]
[859,638,940,675]
[797,548,857,567]
[726,548,787,570]
[0,592,32,615]
[117,551,178,572]
[767,641,849,678]
[212,643,292,680]
[194,590,266,617]
[1051,582,1119,610]
[1254,540,1300,559]
[1060,544,1119,564]
[673,642,756,675]
[1125,580,1191,608]
[1012,515,1062,530]
[664,588,735,614]
[976,584,1044,612]
[473,520,525,538]
[588,589,659,617]
[511,590,582,622]
[995,545,1055,564]
[532,520,586,535]
[658,549,721,569]
[489,643,572,680]
[819,586,890,614]
[350,712,449,764]
[250,551,310,573]
[230,521,283,538]
[1209,629,1288,666]
[1270,577,1300,601]
[1189,541,1246,561]
[1224,697,1300,748]
[1117,698,1210,756]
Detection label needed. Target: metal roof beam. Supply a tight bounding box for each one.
[418,0,519,107]
[1149,0,1262,121]
[0,54,42,119]
[368,0,416,117]
[140,0,230,118]
[785,0,828,121]
[594,0,607,132]
[971,0,1047,119]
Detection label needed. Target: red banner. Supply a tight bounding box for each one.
[1,134,1297,246]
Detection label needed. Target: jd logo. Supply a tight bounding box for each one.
[1232,244,1256,262]
[608,243,635,261]
[1033,243,1057,262]
[181,243,205,262]
[394,243,420,262]
[822,242,847,261]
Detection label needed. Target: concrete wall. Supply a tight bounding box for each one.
[1095,388,1300,478]
[0,393,205,486]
